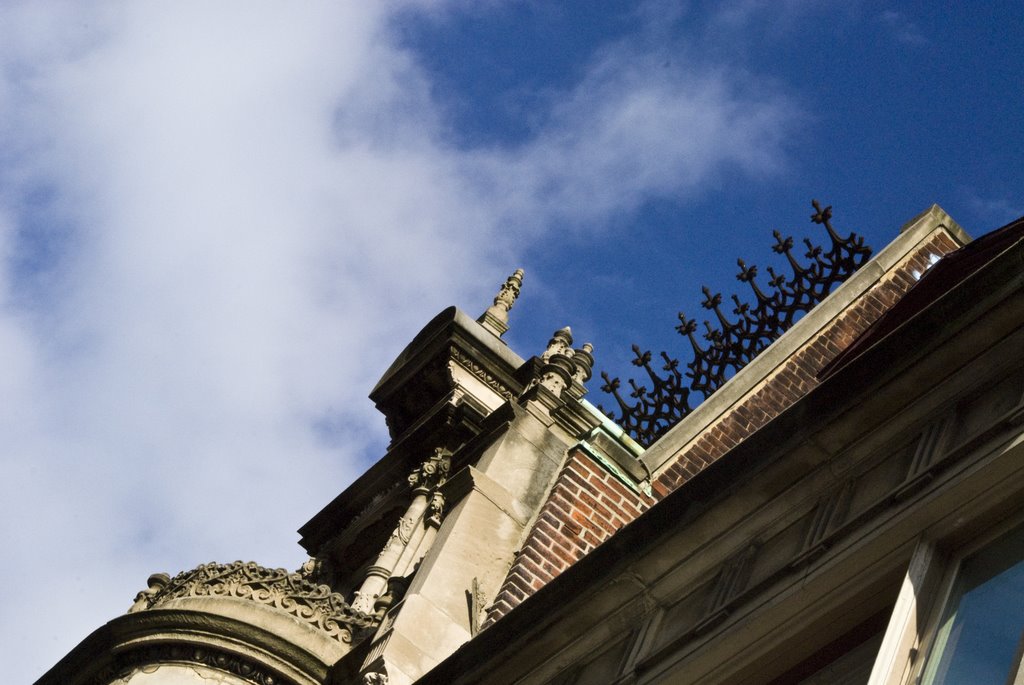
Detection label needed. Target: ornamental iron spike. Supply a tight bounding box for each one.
[597,201,872,447]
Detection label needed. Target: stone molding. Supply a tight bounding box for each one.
[449,345,515,401]
[89,643,294,685]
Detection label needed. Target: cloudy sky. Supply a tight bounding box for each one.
[2,1,1022,680]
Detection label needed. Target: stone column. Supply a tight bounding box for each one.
[352,449,451,615]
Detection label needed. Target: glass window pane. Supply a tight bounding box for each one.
[922,524,1024,685]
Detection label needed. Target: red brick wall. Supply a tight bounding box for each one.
[485,229,961,626]
[484,447,655,626]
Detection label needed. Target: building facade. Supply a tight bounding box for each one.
[40,205,1024,685]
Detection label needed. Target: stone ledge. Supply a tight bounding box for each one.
[641,205,970,476]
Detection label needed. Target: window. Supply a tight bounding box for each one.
[920,523,1024,685]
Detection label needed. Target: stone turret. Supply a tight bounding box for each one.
[298,276,616,685]
[37,269,640,685]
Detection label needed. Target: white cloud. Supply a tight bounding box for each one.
[878,10,929,47]
[495,51,796,227]
[965,191,1024,226]
[0,2,802,679]
[709,0,848,33]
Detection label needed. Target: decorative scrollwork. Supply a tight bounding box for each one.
[599,201,872,446]
[409,447,451,528]
[408,447,451,493]
[133,561,377,643]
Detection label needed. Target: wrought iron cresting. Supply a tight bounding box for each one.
[599,201,873,447]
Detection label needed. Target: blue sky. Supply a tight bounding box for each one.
[1,2,1022,680]
[391,0,1024,379]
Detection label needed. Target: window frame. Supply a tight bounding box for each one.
[870,510,1024,685]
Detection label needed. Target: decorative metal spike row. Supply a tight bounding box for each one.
[598,200,872,447]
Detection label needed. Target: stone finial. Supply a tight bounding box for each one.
[127,572,170,613]
[535,326,576,396]
[542,326,573,361]
[478,269,524,338]
[572,342,595,384]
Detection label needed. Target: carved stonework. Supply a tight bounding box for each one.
[478,269,524,338]
[449,346,515,400]
[128,572,170,613]
[351,449,454,614]
[894,413,955,500]
[792,480,854,567]
[695,543,760,634]
[298,552,347,590]
[345,480,405,533]
[90,643,294,685]
[408,447,451,494]
[523,327,595,400]
[374,574,412,620]
[572,343,595,385]
[426,490,446,528]
[542,327,574,362]
[908,413,953,476]
[398,514,414,543]
[410,448,451,529]
[378,514,416,555]
[363,673,388,685]
[132,561,377,643]
[493,269,523,313]
[361,656,390,685]
[467,577,487,636]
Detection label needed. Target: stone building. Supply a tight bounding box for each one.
[40,204,1024,684]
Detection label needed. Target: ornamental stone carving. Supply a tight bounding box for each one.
[408,446,451,494]
[378,513,417,555]
[130,561,376,643]
[412,448,451,529]
[542,327,573,362]
[363,668,389,685]
[298,552,343,589]
[128,572,170,613]
[523,327,595,399]
[449,346,515,400]
[427,489,446,528]
[351,448,453,614]
[90,644,292,685]
[478,269,524,338]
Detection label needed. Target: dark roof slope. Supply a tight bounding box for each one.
[821,215,1024,379]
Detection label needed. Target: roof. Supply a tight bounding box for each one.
[821,214,1024,379]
